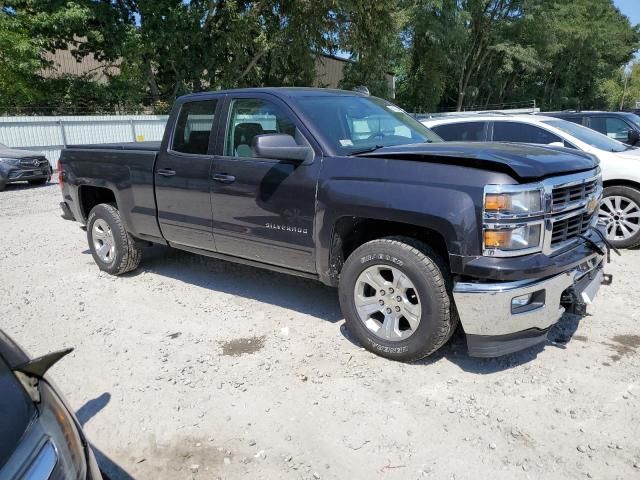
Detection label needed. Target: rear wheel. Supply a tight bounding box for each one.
[87,203,142,275]
[599,186,640,249]
[338,237,457,362]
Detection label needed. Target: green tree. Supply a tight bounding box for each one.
[0,8,43,111]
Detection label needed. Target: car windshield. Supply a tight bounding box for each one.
[542,119,627,152]
[293,95,441,155]
[622,112,640,129]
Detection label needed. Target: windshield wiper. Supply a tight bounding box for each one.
[350,144,385,156]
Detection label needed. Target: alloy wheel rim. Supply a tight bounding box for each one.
[353,265,422,342]
[598,195,640,241]
[92,219,116,263]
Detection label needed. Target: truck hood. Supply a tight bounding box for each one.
[357,142,599,181]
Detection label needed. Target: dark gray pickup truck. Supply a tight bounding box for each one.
[58,88,609,361]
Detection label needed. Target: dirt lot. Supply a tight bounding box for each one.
[1,180,639,480]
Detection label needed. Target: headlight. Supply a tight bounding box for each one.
[483,223,542,252]
[0,157,19,166]
[484,189,543,216]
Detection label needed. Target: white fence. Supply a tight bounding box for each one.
[0,115,169,166]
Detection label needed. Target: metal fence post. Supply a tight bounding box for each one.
[58,120,68,148]
[130,119,136,142]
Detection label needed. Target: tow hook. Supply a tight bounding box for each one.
[562,289,587,316]
[579,226,620,264]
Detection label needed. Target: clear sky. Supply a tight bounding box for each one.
[614,0,639,58]
[614,0,640,27]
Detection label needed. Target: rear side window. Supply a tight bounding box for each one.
[432,122,486,141]
[172,100,218,155]
[492,122,562,145]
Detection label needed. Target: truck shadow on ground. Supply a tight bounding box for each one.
[126,245,344,323]
[115,245,584,373]
[75,393,135,480]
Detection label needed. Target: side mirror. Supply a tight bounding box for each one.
[253,134,312,162]
[547,141,565,148]
[628,129,640,146]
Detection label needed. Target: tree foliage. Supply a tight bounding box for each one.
[0,0,638,114]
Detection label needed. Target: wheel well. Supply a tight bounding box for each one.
[603,179,640,192]
[328,217,449,285]
[79,186,116,220]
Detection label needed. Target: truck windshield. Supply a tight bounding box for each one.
[294,95,442,155]
[542,119,627,152]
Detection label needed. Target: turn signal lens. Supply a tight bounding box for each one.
[484,230,512,248]
[484,190,542,214]
[484,194,511,211]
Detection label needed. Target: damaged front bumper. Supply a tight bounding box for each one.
[453,239,608,358]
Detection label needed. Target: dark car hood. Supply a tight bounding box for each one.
[357,142,599,181]
[0,147,46,159]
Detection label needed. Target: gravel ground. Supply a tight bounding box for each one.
[1,180,639,480]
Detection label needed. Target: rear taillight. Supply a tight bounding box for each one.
[57,160,63,189]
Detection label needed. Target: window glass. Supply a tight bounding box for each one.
[542,119,627,152]
[563,116,584,125]
[432,122,486,141]
[493,122,562,144]
[225,98,297,157]
[293,95,441,155]
[172,100,217,154]
[603,117,631,142]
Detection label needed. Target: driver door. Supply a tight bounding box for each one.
[209,93,320,272]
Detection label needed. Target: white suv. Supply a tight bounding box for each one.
[422,114,640,248]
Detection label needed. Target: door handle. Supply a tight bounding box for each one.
[157,168,176,177]
[212,173,236,184]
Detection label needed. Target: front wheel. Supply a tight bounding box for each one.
[87,203,142,275]
[338,237,457,362]
[599,186,640,249]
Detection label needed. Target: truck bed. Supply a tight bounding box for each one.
[66,141,161,151]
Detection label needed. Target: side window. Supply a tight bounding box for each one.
[604,117,631,142]
[588,117,607,135]
[431,122,486,141]
[564,116,584,126]
[225,98,297,158]
[492,122,562,145]
[172,100,217,155]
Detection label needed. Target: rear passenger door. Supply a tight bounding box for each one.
[155,96,222,250]
[431,121,488,142]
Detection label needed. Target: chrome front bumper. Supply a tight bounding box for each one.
[453,252,605,357]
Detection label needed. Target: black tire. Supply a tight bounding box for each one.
[601,185,640,249]
[87,203,142,275]
[338,236,457,362]
[28,177,48,185]
[0,179,5,191]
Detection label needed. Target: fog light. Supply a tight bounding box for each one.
[512,293,532,309]
[511,290,546,314]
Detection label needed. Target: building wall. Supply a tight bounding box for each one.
[43,49,395,96]
[42,48,119,83]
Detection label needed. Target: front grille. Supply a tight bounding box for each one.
[551,211,594,247]
[19,157,48,168]
[552,179,598,211]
